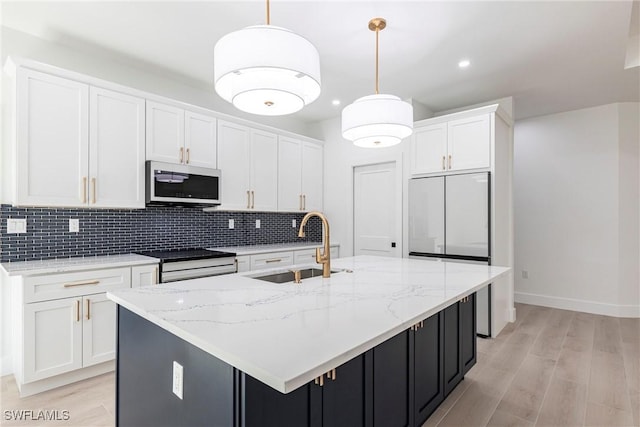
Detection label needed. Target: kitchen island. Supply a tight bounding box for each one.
[108,255,509,427]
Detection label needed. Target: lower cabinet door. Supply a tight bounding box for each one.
[461,293,477,375]
[23,297,83,382]
[373,330,411,427]
[414,312,444,425]
[321,354,366,427]
[82,293,116,367]
[242,374,316,427]
[443,302,462,397]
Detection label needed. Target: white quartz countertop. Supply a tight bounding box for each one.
[210,242,339,256]
[1,254,159,277]
[107,255,509,394]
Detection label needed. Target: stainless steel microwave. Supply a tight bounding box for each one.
[145,161,221,206]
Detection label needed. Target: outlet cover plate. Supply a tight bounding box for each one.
[172,361,183,400]
[6,218,26,234]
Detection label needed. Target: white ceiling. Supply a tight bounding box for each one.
[2,1,638,123]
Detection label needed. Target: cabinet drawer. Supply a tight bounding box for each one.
[236,256,251,273]
[293,248,318,264]
[24,267,131,303]
[250,251,293,270]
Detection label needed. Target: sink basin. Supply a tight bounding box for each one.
[251,268,341,284]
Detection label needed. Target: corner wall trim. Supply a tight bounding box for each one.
[515,292,640,318]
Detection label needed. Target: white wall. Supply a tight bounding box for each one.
[514,103,639,317]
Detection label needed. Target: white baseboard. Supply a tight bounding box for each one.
[1,355,13,377]
[515,292,640,318]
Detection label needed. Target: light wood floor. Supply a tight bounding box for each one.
[1,303,638,427]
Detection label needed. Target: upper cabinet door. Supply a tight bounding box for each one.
[447,115,490,172]
[301,142,323,212]
[218,120,251,210]
[89,87,145,208]
[16,68,89,207]
[277,137,302,212]
[146,101,184,164]
[411,124,448,175]
[185,110,217,169]
[250,130,278,212]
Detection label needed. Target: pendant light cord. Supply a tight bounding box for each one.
[266,0,270,25]
[375,26,379,95]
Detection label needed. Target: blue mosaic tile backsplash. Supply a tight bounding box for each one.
[0,204,323,262]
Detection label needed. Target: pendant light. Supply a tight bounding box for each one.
[213,0,321,116]
[342,18,413,148]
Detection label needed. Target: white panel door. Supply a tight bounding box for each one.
[408,177,445,254]
[145,101,184,164]
[82,294,116,367]
[277,136,302,211]
[301,141,323,212]
[447,114,490,172]
[16,68,89,207]
[217,120,251,210]
[250,129,278,211]
[354,162,400,257]
[185,110,217,169]
[411,123,447,175]
[23,298,82,382]
[89,87,145,208]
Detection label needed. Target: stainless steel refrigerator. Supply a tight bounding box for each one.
[408,172,492,337]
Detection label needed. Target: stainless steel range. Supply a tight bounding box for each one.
[136,249,236,283]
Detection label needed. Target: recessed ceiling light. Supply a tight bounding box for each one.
[458,59,471,68]
[332,99,341,106]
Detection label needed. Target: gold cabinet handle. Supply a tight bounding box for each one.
[246,190,251,209]
[154,267,159,285]
[186,148,190,164]
[442,156,446,170]
[81,177,87,203]
[179,147,184,163]
[314,376,325,387]
[251,190,255,209]
[91,178,96,204]
[75,300,80,322]
[302,194,306,210]
[325,369,336,381]
[265,258,282,263]
[448,154,452,169]
[86,298,91,320]
[64,279,100,288]
[299,194,303,210]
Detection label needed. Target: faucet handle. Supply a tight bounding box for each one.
[315,247,322,263]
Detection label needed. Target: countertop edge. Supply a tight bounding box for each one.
[1,255,159,277]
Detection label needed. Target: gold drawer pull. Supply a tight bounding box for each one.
[265,258,282,263]
[326,369,336,381]
[64,280,100,288]
[179,147,184,163]
[81,177,87,203]
[251,190,255,209]
[314,376,325,387]
[86,298,91,320]
[91,178,96,204]
[75,300,80,322]
[448,154,452,169]
[247,190,251,209]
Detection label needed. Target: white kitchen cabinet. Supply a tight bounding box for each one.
[14,67,145,208]
[146,101,217,168]
[90,87,145,208]
[131,264,159,287]
[11,265,138,395]
[81,293,116,367]
[411,114,490,175]
[447,115,490,172]
[15,68,89,207]
[236,256,251,273]
[218,120,278,211]
[23,297,83,382]
[278,137,323,212]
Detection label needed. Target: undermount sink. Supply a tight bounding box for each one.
[251,268,342,284]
